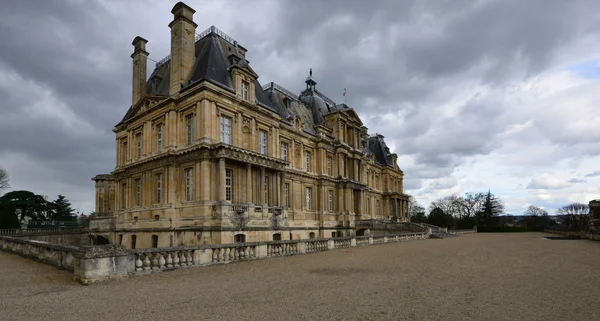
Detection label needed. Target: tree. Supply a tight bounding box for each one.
[0,190,50,228]
[0,167,9,194]
[407,195,426,221]
[429,195,462,218]
[427,207,454,228]
[523,205,551,231]
[459,192,486,219]
[525,205,548,217]
[51,195,75,221]
[476,190,504,226]
[556,203,589,231]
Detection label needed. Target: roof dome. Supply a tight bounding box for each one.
[299,93,326,125]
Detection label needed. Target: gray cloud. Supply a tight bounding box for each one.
[568,178,586,184]
[585,171,600,178]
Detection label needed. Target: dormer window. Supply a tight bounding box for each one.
[150,75,161,93]
[241,80,249,101]
[284,98,291,110]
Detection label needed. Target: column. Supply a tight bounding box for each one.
[276,172,282,206]
[280,172,286,207]
[246,164,252,204]
[200,159,210,200]
[218,158,226,201]
[260,167,265,205]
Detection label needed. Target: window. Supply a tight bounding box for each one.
[272,233,281,241]
[234,234,246,243]
[289,233,293,240]
[327,157,332,176]
[332,232,337,238]
[225,168,233,201]
[155,174,162,203]
[259,130,267,155]
[305,187,312,210]
[121,183,127,208]
[241,80,249,101]
[152,235,158,248]
[367,197,371,214]
[154,215,160,221]
[131,235,137,249]
[157,124,163,152]
[328,190,333,212]
[135,178,141,207]
[284,183,289,207]
[305,151,311,172]
[122,141,128,164]
[220,115,231,144]
[309,232,315,239]
[186,114,194,145]
[280,142,288,161]
[118,234,123,245]
[136,133,142,159]
[185,168,193,201]
[264,176,269,205]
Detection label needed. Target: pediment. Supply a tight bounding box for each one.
[341,108,363,125]
[124,96,164,122]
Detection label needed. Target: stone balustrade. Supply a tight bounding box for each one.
[1,231,430,285]
[231,204,249,213]
[0,227,87,236]
[449,229,477,235]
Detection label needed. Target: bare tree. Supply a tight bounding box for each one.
[556,203,589,231]
[459,192,486,218]
[0,168,9,194]
[430,195,462,218]
[525,205,548,217]
[406,195,425,219]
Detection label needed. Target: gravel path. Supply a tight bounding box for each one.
[1,233,599,321]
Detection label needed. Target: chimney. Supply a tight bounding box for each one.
[131,36,148,106]
[169,2,198,95]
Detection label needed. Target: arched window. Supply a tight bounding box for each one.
[309,232,315,239]
[273,233,281,241]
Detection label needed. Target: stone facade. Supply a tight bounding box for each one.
[91,2,408,249]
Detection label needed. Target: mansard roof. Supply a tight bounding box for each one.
[368,134,400,170]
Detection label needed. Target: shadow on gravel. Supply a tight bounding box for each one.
[543,236,582,240]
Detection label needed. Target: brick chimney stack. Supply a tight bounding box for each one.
[169,2,197,95]
[131,36,148,106]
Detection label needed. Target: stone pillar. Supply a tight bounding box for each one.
[218,158,226,201]
[276,172,282,206]
[246,164,253,204]
[169,2,198,95]
[259,167,265,205]
[131,36,148,106]
[280,172,286,207]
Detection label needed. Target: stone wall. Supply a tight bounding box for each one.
[1,231,430,285]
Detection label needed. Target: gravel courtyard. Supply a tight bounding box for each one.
[1,233,599,320]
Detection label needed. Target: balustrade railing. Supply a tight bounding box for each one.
[333,237,352,249]
[211,244,257,263]
[356,236,370,246]
[231,204,249,213]
[305,239,328,252]
[267,241,299,257]
[373,236,386,244]
[134,249,196,272]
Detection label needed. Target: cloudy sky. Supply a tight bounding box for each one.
[1,0,600,215]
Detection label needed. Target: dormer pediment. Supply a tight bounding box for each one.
[123,95,164,123]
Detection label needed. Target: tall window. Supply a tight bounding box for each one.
[136,133,142,159]
[367,197,371,214]
[305,187,312,210]
[156,174,162,203]
[135,178,141,207]
[131,235,137,249]
[220,116,231,144]
[157,124,163,152]
[241,80,249,101]
[225,168,233,201]
[284,183,289,207]
[121,183,127,208]
[185,168,193,201]
[122,141,128,164]
[281,142,288,161]
[328,190,333,212]
[152,235,158,248]
[186,114,194,145]
[259,130,267,155]
[327,157,332,176]
[305,151,311,172]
